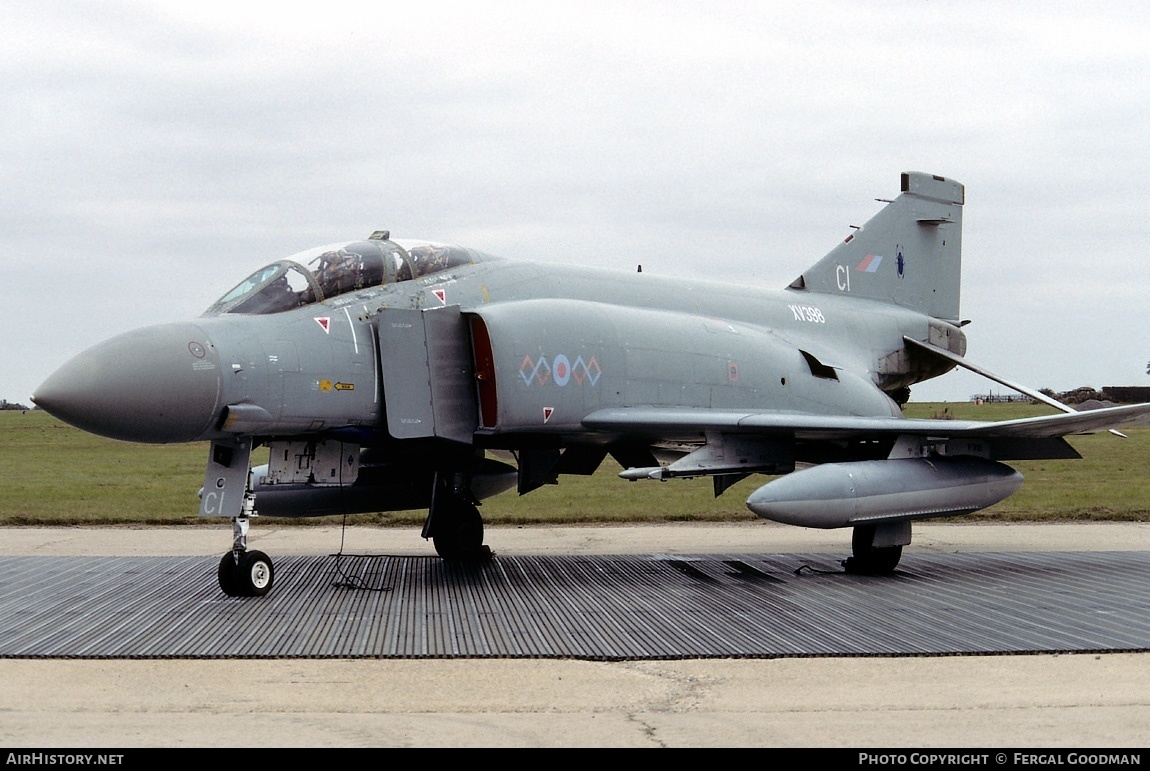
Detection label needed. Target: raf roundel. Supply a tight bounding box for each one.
[553,354,571,386]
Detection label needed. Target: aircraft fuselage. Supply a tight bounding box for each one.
[35,252,961,451]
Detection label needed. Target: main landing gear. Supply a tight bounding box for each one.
[218,515,275,597]
[431,497,487,560]
[843,522,909,575]
[424,471,491,561]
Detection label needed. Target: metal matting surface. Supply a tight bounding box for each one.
[0,551,1147,659]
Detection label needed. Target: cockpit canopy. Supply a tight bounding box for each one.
[203,236,478,316]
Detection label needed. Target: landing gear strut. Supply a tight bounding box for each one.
[843,522,908,575]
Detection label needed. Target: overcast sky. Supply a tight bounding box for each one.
[4,0,1149,406]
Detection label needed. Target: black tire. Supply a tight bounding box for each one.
[237,550,275,596]
[432,498,486,560]
[844,525,902,575]
[218,552,241,596]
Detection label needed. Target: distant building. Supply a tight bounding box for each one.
[969,393,1032,404]
[1102,386,1150,404]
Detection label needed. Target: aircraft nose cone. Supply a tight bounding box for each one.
[34,322,222,443]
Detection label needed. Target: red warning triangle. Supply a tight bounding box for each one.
[314,317,331,334]
[432,288,447,305]
[543,407,554,423]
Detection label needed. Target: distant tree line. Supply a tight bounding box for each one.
[974,386,1150,406]
[1036,386,1150,405]
[0,400,32,411]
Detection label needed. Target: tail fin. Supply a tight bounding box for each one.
[788,171,965,322]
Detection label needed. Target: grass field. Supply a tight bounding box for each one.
[1,404,1147,525]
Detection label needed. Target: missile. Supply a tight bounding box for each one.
[745,456,1023,528]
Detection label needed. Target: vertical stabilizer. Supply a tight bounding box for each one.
[788,172,964,322]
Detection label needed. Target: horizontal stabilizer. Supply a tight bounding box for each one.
[904,336,1130,437]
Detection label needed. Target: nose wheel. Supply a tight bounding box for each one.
[218,550,275,596]
[218,514,275,596]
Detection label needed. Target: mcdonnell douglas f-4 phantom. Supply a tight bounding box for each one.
[34,172,1150,596]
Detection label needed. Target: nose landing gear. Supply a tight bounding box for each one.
[217,515,276,597]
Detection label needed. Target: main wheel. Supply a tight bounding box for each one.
[432,498,486,560]
[238,550,275,596]
[844,525,902,575]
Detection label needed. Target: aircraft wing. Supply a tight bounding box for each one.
[582,402,1150,442]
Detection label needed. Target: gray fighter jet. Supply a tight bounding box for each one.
[34,172,1150,596]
